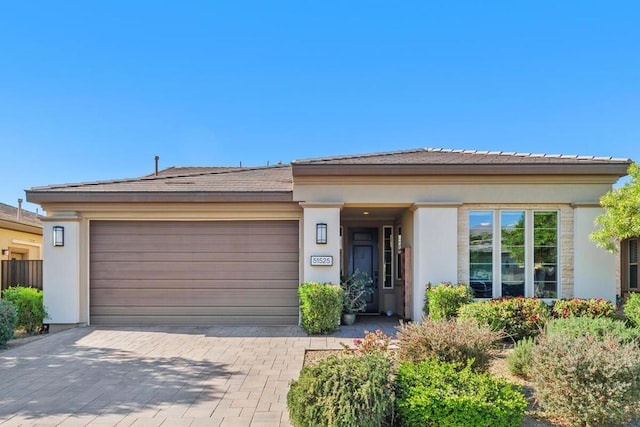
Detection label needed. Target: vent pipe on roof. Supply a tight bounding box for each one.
[17,198,22,219]
[154,156,159,176]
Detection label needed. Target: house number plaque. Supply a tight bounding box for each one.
[310,255,333,266]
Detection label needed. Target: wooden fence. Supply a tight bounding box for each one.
[1,260,43,291]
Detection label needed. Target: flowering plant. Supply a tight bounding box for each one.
[342,329,390,355]
[552,298,616,319]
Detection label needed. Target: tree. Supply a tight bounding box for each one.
[590,162,640,253]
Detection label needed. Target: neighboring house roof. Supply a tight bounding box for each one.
[0,202,43,234]
[291,148,632,176]
[25,148,633,204]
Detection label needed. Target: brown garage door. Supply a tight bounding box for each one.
[90,220,299,325]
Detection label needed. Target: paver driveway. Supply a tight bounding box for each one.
[0,319,400,427]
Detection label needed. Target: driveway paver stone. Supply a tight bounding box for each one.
[0,318,400,427]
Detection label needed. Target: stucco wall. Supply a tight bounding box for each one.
[0,228,42,260]
[574,207,617,302]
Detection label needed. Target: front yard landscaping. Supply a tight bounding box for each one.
[290,283,640,427]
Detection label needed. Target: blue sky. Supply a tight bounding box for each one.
[1,1,638,213]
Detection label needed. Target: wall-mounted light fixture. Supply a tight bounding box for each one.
[1,249,8,256]
[53,226,64,247]
[316,223,327,244]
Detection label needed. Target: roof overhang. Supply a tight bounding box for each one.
[291,163,631,177]
[0,218,42,235]
[26,191,294,204]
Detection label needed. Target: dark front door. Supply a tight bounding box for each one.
[349,228,379,313]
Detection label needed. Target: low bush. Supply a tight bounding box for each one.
[530,332,640,426]
[395,358,527,427]
[506,337,535,379]
[546,316,640,344]
[0,300,17,347]
[298,282,343,334]
[624,292,640,327]
[458,297,550,341]
[551,297,616,319]
[423,282,474,319]
[287,352,393,427]
[396,317,502,372]
[2,286,48,334]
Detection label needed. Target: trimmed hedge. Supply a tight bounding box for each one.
[395,358,527,427]
[458,297,550,341]
[423,283,473,320]
[298,282,342,334]
[551,298,616,319]
[2,286,48,334]
[0,300,17,347]
[287,353,393,427]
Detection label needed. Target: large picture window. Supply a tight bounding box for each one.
[468,210,559,299]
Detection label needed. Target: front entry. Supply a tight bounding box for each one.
[348,228,379,313]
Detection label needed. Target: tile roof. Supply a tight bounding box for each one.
[29,165,293,193]
[293,148,632,165]
[0,202,42,228]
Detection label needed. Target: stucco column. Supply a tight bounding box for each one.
[573,205,617,302]
[42,214,83,328]
[300,203,343,285]
[411,203,460,320]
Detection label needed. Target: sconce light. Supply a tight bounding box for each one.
[1,249,7,256]
[53,226,64,247]
[316,223,327,244]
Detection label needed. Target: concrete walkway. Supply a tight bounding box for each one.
[0,317,401,427]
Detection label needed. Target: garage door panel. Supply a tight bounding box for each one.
[91,305,299,317]
[91,222,299,236]
[91,239,299,253]
[91,261,299,280]
[90,251,298,263]
[91,279,298,290]
[90,315,299,326]
[91,288,299,306]
[90,220,300,325]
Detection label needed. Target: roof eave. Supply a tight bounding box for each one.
[291,163,632,177]
[26,191,294,204]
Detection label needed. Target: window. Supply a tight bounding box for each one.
[469,212,494,298]
[468,210,559,298]
[629,238,638,290]
[396,226,403,280]
[383,226,394,289]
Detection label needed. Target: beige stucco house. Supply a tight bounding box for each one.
[26,148,632,329]
[0,200,43,261]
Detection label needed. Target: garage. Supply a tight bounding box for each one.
[89,220,300,325]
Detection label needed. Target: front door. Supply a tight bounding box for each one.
[349,228,379,313]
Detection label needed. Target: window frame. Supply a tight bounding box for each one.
[468,209,560,300]
[382,225,394,289]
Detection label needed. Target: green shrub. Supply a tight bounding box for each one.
[395,358,527,427]
[396,317,502,372]
[298,282,343,334]
[423,282,474,319]
[340,270,373,314]
[458,297,550,341]
[552,297,616,319]
[546,316,640,344]
[287,352,393,427]
[530,332,640,426]
[0,300,18,347]
[506,337,535,379]
[2,286,48,334]
[624,292,640,327]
